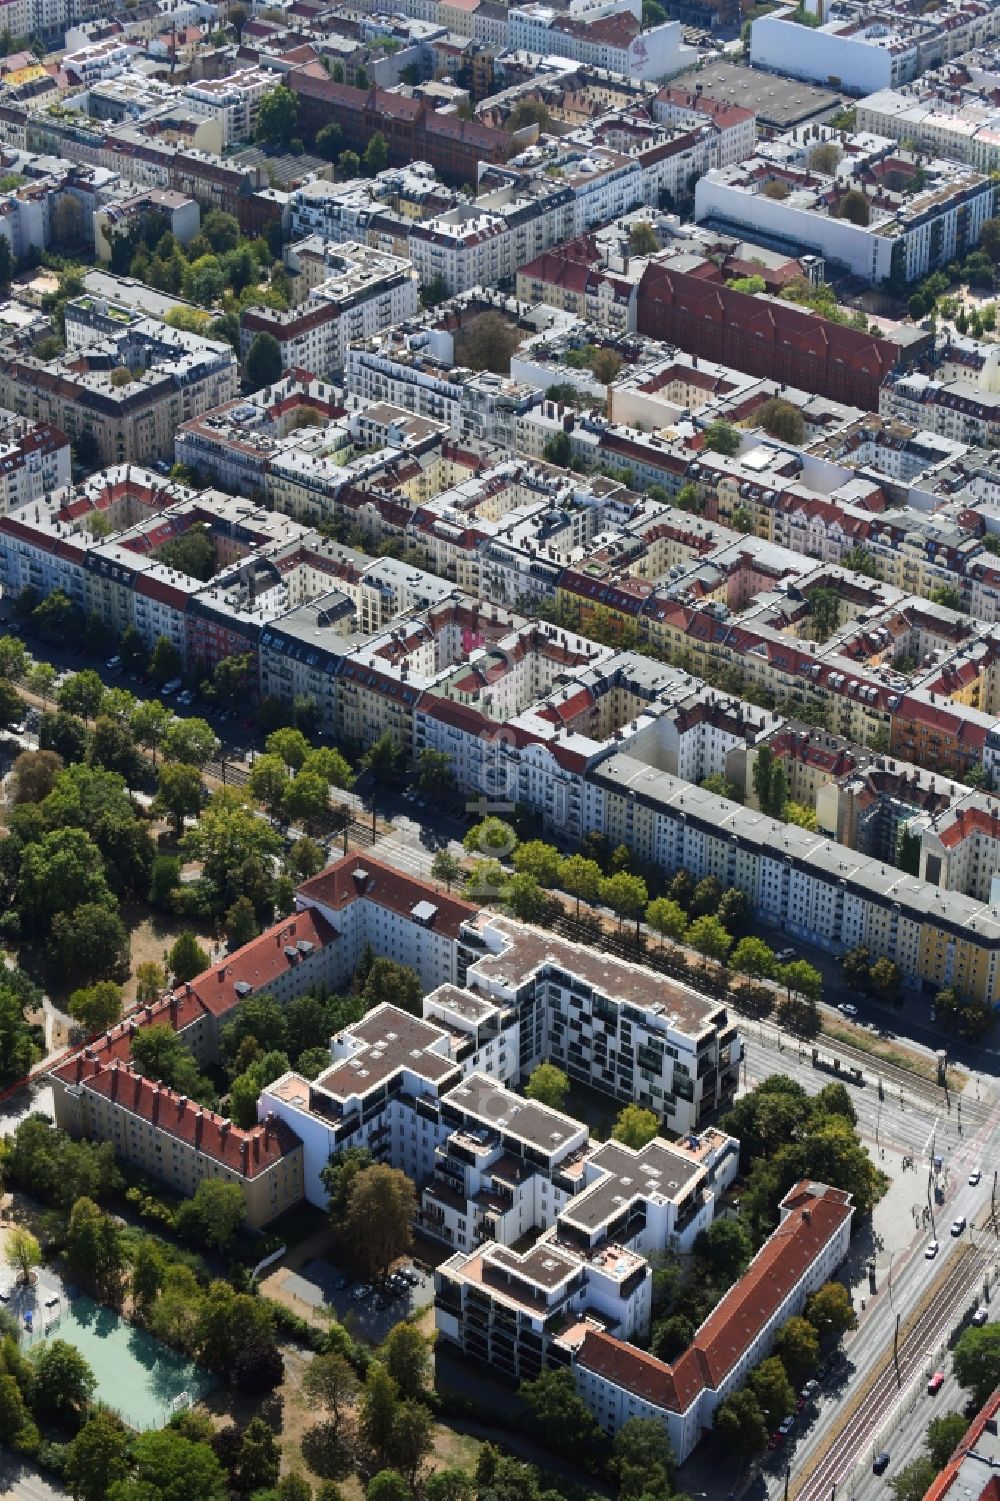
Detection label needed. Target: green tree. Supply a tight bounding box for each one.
[512,840,562,886]
[703,421,740,456]
[506,872,546,922]
[694,1217,751,1284]
[369,1473,409,1501]
[524,1062,569,1111]
[5,1226,41,1283]
[316,121,343,160]
[266,726,311,770]
[181,790,282,894]
[29,1338,96,1418]
[162,717,217,768]
[343,1164,415,1282]
[889,1460,937,1501]
[749,1355,795,1428]
[629,221,658,255]
[0,987,36,1081]
[382,1321,431,1400]
[927,1412,969,1469]
[246,331,283,386]
[612,1416,674,1498]
[731,936,775,987]
[559,853,601,917]
[836,188,870,226]
[154,761,203,835]
[149,636,183,686]
[65,1196,127,1301]
[431,849,462,891]
[304,745,354,789]
[224,895,259,949]
[464,816,517,861]
[953,1323,1000,1406]
[651,1313,694,1361]
[256,85,299,148]
[612,1105,659,1149]
[175,1179,246,1251]
[804,1280,857,1338]
[303,1350,360,1423]
[520,1368,605,1460]
[168,931,209,983]
[249,752,290,819]
[756,397,804,445]
[132,698,170,765]
[687,913,733,967]
[65,1409,129,1500]
[131,1024,210,1101]
[131,1428,227,1501]
[715,1389,767,1455]
[599,870,648,937]
[68,981,122,1035]
[359,1362,399,1465]
[364,131,389,175]
[283,769,330,830]
[26,661,57,706]
[17,828,112,933]
[362,958,422,1016]
[773,1314,820,1387]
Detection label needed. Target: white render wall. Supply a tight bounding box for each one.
[750,14,904,94]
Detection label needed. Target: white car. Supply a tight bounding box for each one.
[972,1308,989,1326]
[838,1003,858,1018]
[970,1170,982,1187]
[925,1240,940,1259]
[775,948,796,963]
[951,1216,967,1236]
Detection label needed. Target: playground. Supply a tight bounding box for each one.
[10,1269,216,1430]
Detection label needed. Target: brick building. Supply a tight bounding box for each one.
[636,262,929,411]
[287,70,513,184]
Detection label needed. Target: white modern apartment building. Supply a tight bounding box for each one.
[750,1,1000,96]
[184,69,274,148]
[695,153,994,284]
[508,2,696,82]
[239,243,419,378]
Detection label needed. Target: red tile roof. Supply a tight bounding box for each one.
[80,1061,298,1176]
[578,1181,853,1414]
[298,852,477,941]
[186,908,338,1018]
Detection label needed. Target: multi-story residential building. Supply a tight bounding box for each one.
[0,298,238,468]
[183,69,274,148]
[0,409,71,515]
[287,70,514,185]
[750,0,1000,96]
[508,2,696,82]
[239,243,419,379]
[695,149,994,286]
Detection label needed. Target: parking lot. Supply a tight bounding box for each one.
[278,1256,433,1342]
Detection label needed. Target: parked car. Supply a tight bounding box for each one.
[800,1381,819,1401]
[972,1307,989,1327]
[873,1453,891,1476]
[775,948,796,963]
[925,1240,940,1259]
[928,1371,945,1395]
[970,1170,982,1187]
[838,1002,859,1018]
[952,1216,967,1236]
[106,655,122,670]
[352,1284,373,1302]
[778,1417,795,1437]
